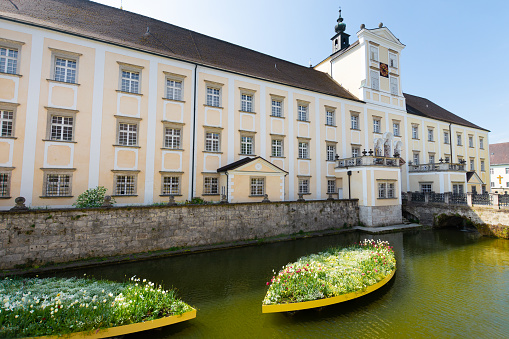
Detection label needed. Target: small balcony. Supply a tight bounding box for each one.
[336,155,402,168]
[408,162,466,173]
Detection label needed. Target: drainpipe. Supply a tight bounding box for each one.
[347,170,352,199]
[225,171,229,202]
[190,64,198,199]
[449,123,453,162]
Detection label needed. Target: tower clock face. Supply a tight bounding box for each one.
[380,63,389,77]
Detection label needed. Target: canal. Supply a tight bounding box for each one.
[49,229,508,338]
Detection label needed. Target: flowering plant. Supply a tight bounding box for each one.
[73,186,115,208]
[0,276,193,338]
[263,239,396,305]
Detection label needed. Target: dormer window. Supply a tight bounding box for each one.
[370,46,379,61]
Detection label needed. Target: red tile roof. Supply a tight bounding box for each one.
[489,142,509,165]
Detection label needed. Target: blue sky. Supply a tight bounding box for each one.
[93,0,509,144]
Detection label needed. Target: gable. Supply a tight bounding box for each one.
[467,172,484,185]
[234,157,286,174]
[368,27,403,46]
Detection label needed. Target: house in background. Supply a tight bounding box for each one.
[489,142,509,194]
[0,1,489,226]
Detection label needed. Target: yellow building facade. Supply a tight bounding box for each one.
[0,2,489,226]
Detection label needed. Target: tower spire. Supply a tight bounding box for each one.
[331,6,350,53]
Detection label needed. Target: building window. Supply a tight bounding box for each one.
[378,181,396,198]
[44,173,72,197]
[240,135,254,155]
[271,139,283,157]
[413,153,419,165]
[429,154,435,164]
[206,87,220,107]
[390,77,398,95]
[164,127,181,149]
[444,155,450,163]
[420,183,432,193]
[373,118,381,133]
[271,99,283,117]
[481,160,485,172]
[444,131,450,144]
[49,115,74,141]
[1,110,14,137]
[506,168,509,174]
[162,176,180,195]
[166,79,183,101]
[412,125,419,139]
[0,172,10,197]
[457,134,462,146]
[298,142,309,159]
[490,168,494,174]
[0,47,18,74]
[327,179,336,194]
[352,147,360,158]
[326,110,335,126]
[298,179,309,194]
[369,45,379,61]
[470,158,475,171]
[468,135,474,148]
[370,70,379,91]
[54,57,77,83]
[241,93,253,112]
[389,53,398,68]
[427,128,434,142]
[250,177,264,196]
[297,104,308,121]
[326,145,336,161]
[393,122,400,136]
[203,177,219,194]
[114,174,136,196]
[351,114,359,130]
[118,122,138,146]
[453,184,464,194]
[479,138,484,149]
[205,131,220,152]
[491,182,494,188]
[121,70,140,94]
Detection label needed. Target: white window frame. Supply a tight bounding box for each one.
[452,183,464,194]
[271,98,283,117]
[468,135,474,148]
[490,168,494,175]
[393,122,400,136]
[117,121,138,146]
[390,76,398,95]
[490,182,494,188]
[43,171,73,197]
[413,152,420,165]
[457,134,462,146]
[420,183,432,193]
[444,130,450,144]
[203,176,219,195]
[0,170,11,198]
[326,144,336,161]
[205,131,221,152]
[48,114,74,141]
[297,104,308,121]
[481,160,485,172]
[298,178,310,194]
[470,158,475,171]
[117,62,142,94]
[206,85,221,107]
[298,141,309,159]
[351,113,359,130]
[369,45,379,61]
[429,154,435,164]
[479,138,484,149]
[373,118,381,133]
[370,70,380,91]
[240,92,254,112]
[325,109,335,126]
[165,76,183,101]
[0,108,15,137]
[389,52,398,68]
[250,177,265,196]
[54,57,77,84]
[271,139,283,157]
[240,134,254,155]
[161,175,181,196]
[327,179,336,194]
[352,147,360,158]
[164,126,182,149]
[0,46,19,75]
[506,168,509,174]
[412,125,419,139]
[427,128,434,142]
[113,173,137,196]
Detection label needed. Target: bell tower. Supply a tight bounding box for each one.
[331,8,350,53]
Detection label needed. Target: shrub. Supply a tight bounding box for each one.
[73,186,115,208]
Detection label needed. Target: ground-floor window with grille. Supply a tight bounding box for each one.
[250,177,264,196]
[45,173,71,196]
[452,184,464,194]
[115,174,136,195]
[162,176,180,195]
[204,177,219,194]
[420,183,432,193]
[327,179,336,194]
[298,179,309,194]
[378,181,396,198]
[0,172,10,197]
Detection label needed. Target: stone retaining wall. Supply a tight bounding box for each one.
[0,200,359,270]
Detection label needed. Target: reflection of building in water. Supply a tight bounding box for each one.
[0,2,489,225]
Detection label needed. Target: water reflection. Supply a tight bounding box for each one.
[44,229,508,338]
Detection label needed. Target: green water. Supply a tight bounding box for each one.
[50,229,509,338]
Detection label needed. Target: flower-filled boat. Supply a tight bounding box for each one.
[262,239,396,313]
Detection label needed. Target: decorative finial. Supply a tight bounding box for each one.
[120,0,123,10]
[360,24,365,29]
[335,7,346,34]
[378,22,383,28]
